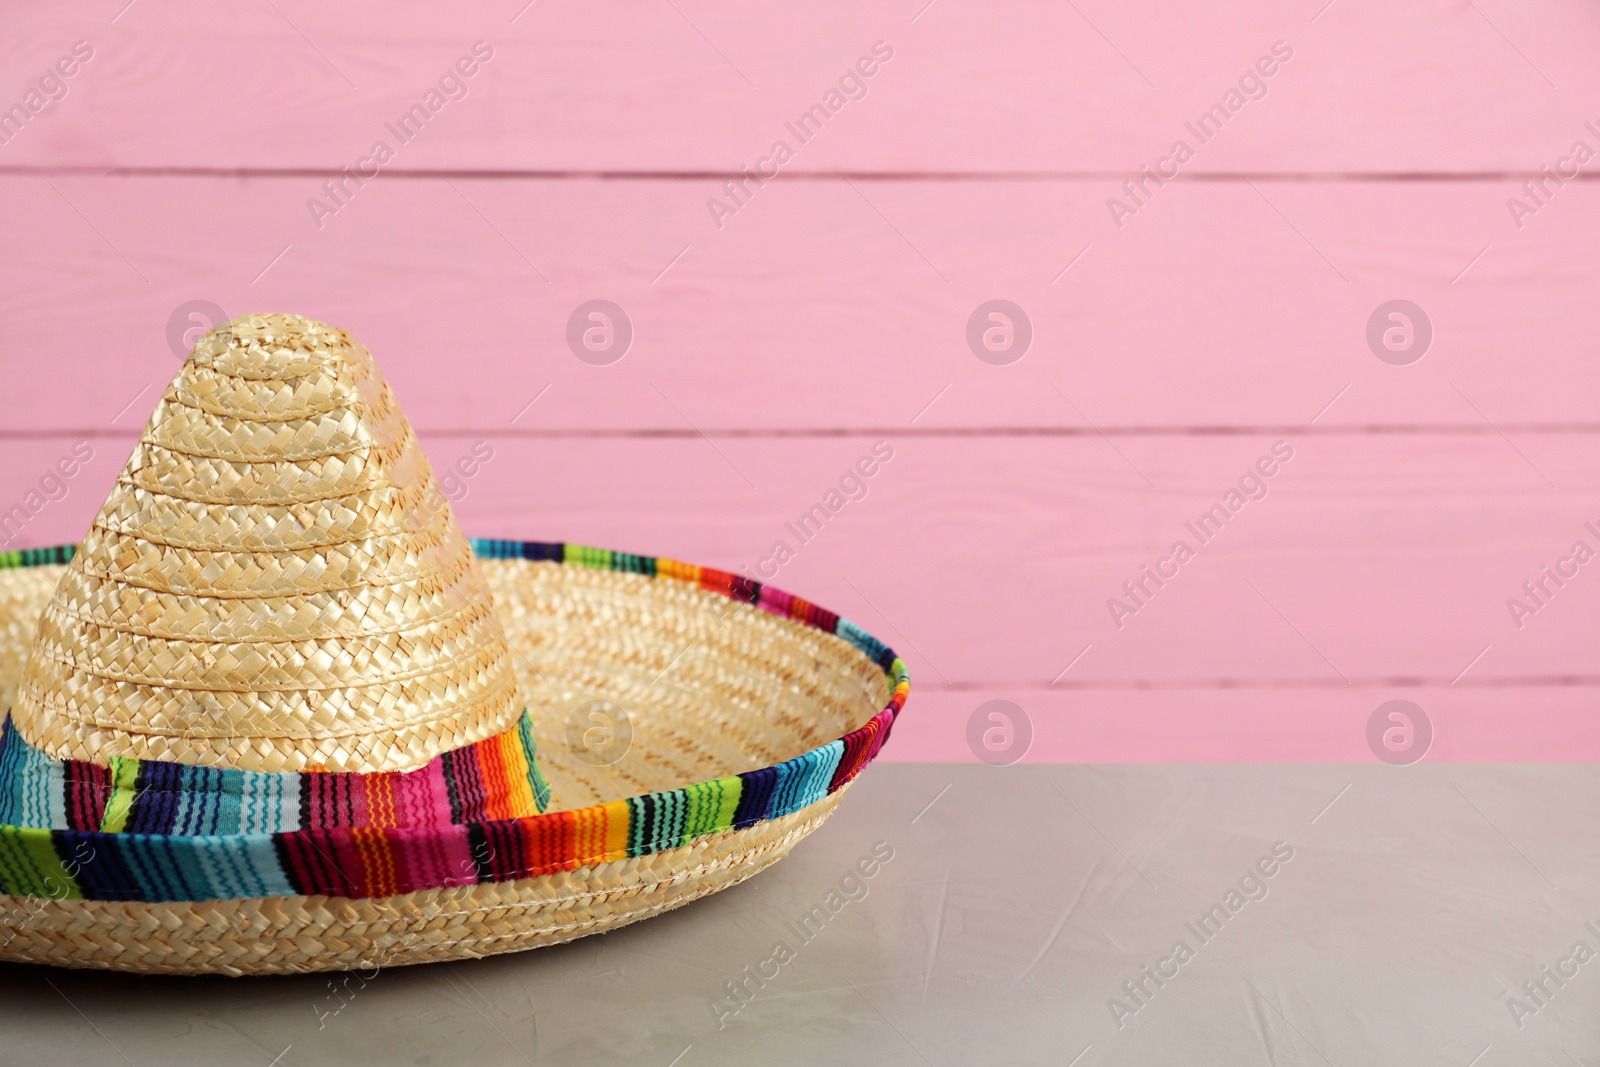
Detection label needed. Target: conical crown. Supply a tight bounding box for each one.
[12,314,522,773]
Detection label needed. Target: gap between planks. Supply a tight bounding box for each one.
[6,166,1600,183]
[8,425,1600,441]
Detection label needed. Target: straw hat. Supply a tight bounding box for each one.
[0,314,907,975]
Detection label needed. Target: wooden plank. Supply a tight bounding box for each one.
[3,1,1596,174]
[894,687,1600,763]
[4,433,1599,697]
[1,174,1596,432]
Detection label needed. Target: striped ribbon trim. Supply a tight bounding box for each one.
[0,712,551,836]
[0,545,77,570]
[0,541,908,903]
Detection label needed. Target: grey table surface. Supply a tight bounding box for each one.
[2,762,1597,1066]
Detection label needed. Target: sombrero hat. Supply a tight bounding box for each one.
[0,313,907,975]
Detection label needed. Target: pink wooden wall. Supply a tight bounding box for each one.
[3,0,1598,762]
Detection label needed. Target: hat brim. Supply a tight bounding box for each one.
[0,541,907,975]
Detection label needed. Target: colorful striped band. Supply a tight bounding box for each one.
[0,711,551,836]
[0,541,908,903]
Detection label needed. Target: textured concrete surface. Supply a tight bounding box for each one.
[2,762,1596,1065]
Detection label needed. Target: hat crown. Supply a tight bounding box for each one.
[11,314,522,773]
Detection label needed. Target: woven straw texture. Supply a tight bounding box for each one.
[0,551,887,973]
[0,313,902,973]
[0,793,845,976]
[11,314,522,774]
